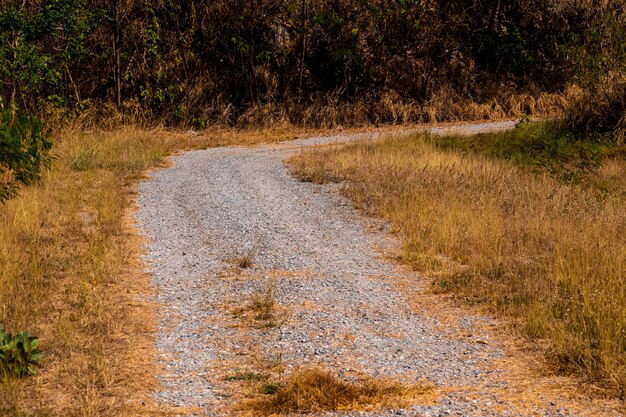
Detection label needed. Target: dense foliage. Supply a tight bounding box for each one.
[0,327,43,377]
[0,0,623,126]
[0,108,50,201]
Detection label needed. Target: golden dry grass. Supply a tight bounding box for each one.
[250,282,276,322]
[230,281,283,329]
[0,126,301,416]
[243,368,433,415]
[217,88,570,128]
[289,130,626,395]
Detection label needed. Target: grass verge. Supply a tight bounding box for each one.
[0,126,299,416]
[289,123,626,395]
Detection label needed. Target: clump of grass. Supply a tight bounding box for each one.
[250,282,275,322]
[289,126,626,394]
[231,281,281,328]
[245,368,432,415]
[228,240,264,269]
[235,252,255,269]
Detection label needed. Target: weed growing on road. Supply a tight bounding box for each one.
[228,239,266,269]
[230,280,283,329]
[244,368,433,415]
[231,249,256,269]
[251,282,276,322]
[237,255,255,269]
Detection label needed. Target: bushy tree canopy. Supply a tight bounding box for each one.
[0,0,622,125]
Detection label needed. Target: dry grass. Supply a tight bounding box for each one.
[227,253,256,269]
[0,126,301,416]
[289,129,626,395]
[250,282,276,322]
[228,242,263,269]
[230,89,570,128]
[237,255,255,269]
[230,281,283,329]
[244,368,433,415]
[564,72,626,145]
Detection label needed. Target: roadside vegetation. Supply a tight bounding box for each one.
[1,0,625,412]
[290,118,626,394]
[230,280,284,329]
[1,1,624,127]
[0,127,297,416]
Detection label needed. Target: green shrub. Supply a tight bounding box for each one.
[0,108,51,202]
[0,328,43,378]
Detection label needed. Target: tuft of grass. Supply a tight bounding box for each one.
[250,282,276,322]
[231,281,281,329]
[289,125,626,394]
[228,240,265,269]
[233,251,256,269]
[238,256,254,269]
[244,368,432,415]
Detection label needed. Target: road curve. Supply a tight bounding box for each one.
[136,121,619,416]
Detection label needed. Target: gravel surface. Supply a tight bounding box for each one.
[136,122,616,416]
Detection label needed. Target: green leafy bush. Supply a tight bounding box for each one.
[0,0,97,111]
[0,108,51,202]
[0,328,43,377]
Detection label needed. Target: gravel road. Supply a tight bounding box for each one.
[136,122,620,416]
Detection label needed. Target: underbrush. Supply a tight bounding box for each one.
[564,73,626,145]
[289,124,626,395]
[59,88,569,130]
[0,127,298,416]
[228,89,568,128]
[0,109,51,202]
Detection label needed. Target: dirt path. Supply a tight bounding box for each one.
[136,122,622,416]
